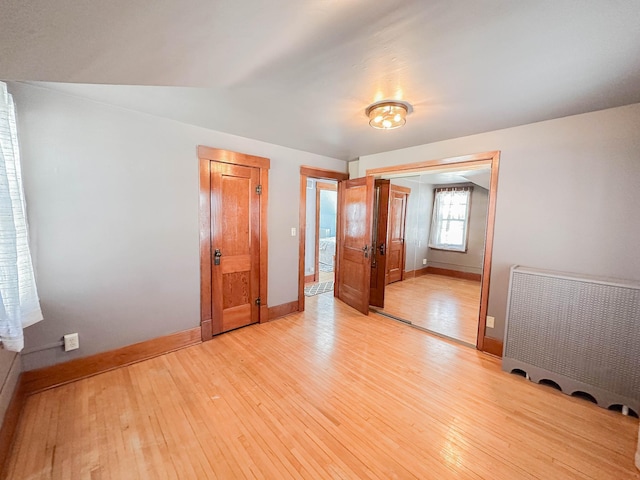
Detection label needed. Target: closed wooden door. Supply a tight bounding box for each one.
[210,162,261,333]
[336,176,374,315]
[386,186,409,285]
[369,179,390,308]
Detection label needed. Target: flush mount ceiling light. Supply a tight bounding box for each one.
[365,101,411,130]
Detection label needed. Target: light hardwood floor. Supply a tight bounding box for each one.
[379,274,481,345]
[6,293,640,479]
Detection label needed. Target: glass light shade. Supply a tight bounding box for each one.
[366,102,408,130]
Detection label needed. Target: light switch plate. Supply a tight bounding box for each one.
[486,316,495,328]
[291,227,296,236]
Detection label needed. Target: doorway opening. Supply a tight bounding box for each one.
[298,166,349,312]
[364,151,500,353]
[370,171,488,346]
[304,180,338,297]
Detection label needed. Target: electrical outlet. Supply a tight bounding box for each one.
[64,333,79,351]
[291,227,296,236]
[422,259,427,265]
[486,316,495,328]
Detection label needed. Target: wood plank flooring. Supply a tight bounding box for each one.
[379,274,481,345]
[306,270,334,285]
[6,293,640,479]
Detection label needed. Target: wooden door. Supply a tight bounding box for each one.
[369,180,390,308]
[210,162,261,334]
[386,186,409,285]
[336,176,374,315]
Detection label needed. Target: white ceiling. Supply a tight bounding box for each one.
[384,167,491,189]
[2,1,640,160]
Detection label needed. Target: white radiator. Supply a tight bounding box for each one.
[503,265,640,415]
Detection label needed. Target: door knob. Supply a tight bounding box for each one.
[362,245,369,258]
[379,243,386,255]
[214,248,222,265]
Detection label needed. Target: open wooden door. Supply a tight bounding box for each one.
[369,180,390,308]
[336,176,374,315]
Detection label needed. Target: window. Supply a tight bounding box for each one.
[428,186,472,252]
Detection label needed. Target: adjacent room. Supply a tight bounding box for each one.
[370,167,490,346]
[0,1,639,478]
[303,178,338,297]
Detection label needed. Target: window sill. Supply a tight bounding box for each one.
[428,246,468,253]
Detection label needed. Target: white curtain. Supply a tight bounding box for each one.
[428,187,472,251]
[0,82,43,352]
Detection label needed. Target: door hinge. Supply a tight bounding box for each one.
[256,185,262,195]
[255,297,261,306]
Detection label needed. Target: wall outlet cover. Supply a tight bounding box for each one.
[64,333,79,351]
[422,259,427,265]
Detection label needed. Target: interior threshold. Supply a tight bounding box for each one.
[369,307,476,349]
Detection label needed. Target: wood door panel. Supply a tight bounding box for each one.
[222,272,250,309]
[390,197,404,238]
[223,304,253,331]
[344,187,368,245]
[340,252,368,308]
[220,173,251,256]
[337,177,374,315]
[221,255,251,274]
[211,162,260,334]
[388,250,401,271]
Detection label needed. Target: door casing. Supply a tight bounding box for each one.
[365,150,500,353]
[385,184,410,285]
[199,146,270,341]
[298,166,349,312]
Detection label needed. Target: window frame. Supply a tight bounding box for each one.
[428,186,473,252]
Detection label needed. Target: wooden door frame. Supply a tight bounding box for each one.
[314,182,338,283]
[366,150,500,354]
[199,146,270,342]
[386,184,411,285]
[298,166,349,313]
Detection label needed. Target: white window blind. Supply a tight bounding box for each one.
[0,82,43,352]
[428,186,472,252]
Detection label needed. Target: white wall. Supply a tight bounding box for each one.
[415,183,434,271]
[358,103,640,340]
[9,82,347,370]
[427,186,488,275]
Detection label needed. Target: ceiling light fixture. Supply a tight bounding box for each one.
[365,101,410,130]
